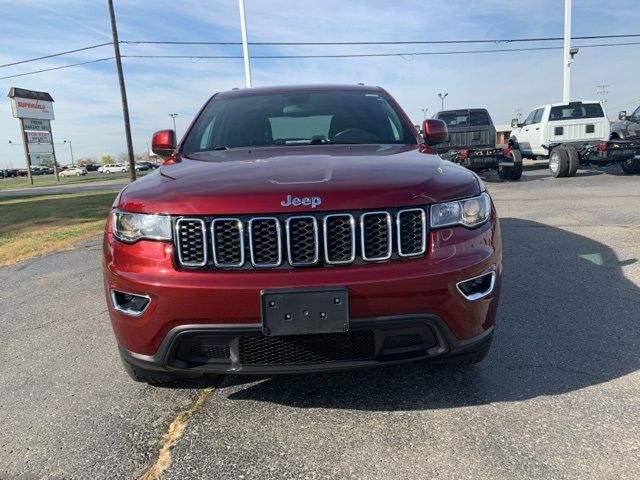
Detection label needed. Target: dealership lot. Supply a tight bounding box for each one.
[0,166,639,479]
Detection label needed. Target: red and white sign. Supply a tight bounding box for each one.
[11,97,55,120]
[26,131,52,143]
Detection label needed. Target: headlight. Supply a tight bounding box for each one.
[112,210,172,242]
[430,193,491,228]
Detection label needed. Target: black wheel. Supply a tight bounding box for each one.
[415,332,493,367]
[565,145,580,177]
[498,149,523,181]
[621,158,640,174]
[119,353,205,386]
[508,149,523,180]
[549,147,569,178]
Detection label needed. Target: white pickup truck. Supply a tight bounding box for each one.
[509,101,640,177]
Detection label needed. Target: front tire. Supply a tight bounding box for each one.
[119,353,205,386]
[549,147,569,178]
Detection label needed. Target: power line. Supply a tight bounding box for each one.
[3,33,640,71]
[122,33,640,46]
[0,42,112,69]
[1,40,639,80]
[120,41,640,59]
[0,57,114,80]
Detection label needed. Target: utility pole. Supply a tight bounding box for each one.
[108,0,136,182]
[238,0,252,88]
[563,0,572,102]
[596,84,610,104]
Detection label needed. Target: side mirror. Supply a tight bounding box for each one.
[510,118,520,128]
[421,119,447,146]
[618,110,627,120]
[151,129,176,159]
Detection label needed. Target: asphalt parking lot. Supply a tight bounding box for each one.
[1,165,639,479]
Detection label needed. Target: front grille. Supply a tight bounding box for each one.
[175,207,428,269]
[238,331,375,365]
[176,218,207,266]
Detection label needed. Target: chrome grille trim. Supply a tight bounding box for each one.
[323,213,356,265]
[211,218,245,267]
[175,208,429,269]
[360,211,393,262]
[248,217,282,267]
[285,216,319,266]
[396,208,427,257]
[175,217,208,267]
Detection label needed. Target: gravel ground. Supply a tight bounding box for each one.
[0,165,639,479]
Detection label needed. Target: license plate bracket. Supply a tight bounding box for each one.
[261,287,349,336]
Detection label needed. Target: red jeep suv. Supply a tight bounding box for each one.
[103,85,501,384]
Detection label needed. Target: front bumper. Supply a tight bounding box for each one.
[120,314,495,374]
[104,211,501,373]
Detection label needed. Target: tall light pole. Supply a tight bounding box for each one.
[563,0,572,102]
[63,140,74,165]
[421,108,428,120]
[238,0,252,88]
[169,113,178,137]
[438,93,448,111]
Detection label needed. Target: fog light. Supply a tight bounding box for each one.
[111,290,150,316]
[456,272,495,300]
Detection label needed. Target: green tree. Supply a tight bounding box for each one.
[101,155,113,164]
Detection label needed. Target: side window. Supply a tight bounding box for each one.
[632,106,640,120]
[532,108,544,124]
[523,110,536,126]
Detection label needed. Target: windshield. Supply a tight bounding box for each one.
[437,110,490,128]
[181,90,416,153]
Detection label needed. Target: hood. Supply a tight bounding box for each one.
[118,145,481,215]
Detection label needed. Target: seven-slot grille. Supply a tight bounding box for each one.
[175,207,428,269]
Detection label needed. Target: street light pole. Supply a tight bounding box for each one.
[438,92,448,111]
[64,140,74,165]
[421,108,428,120]
[169,113,178,137]
[238,0,252,88]
[563,0,572,102]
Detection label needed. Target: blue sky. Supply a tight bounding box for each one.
[1,0,640,167]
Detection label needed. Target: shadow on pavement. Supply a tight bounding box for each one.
[222,218,640,410]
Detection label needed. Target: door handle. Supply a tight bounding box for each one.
[535,127,540,130]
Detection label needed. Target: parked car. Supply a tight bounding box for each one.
[134,163,149,171]
[85,164,102,172]
[102,163,127,174]
[59,166,88,177]
[137,161,159,170]
[104,84,502,385]
[611,106,640,141]
[30,166,47,175]
[433,108,522,180]
[509,101,640,177]
[17,169,28,177]
[0,169,18,178]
